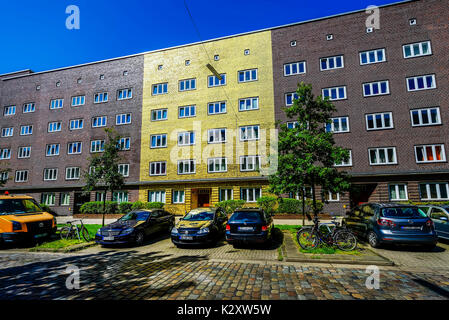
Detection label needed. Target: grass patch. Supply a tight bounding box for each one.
[277,247,284,261]
[291,229,361,255]
[56,224,102,239]
[276,224,302,233]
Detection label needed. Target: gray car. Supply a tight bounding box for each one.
[418,205,449,240]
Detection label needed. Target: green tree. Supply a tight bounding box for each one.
[0,166,11,188]
[269,82,351,220]
[83,128,125,226]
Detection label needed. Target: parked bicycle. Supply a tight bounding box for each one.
[297,215,357,251]
[59,220,90,241]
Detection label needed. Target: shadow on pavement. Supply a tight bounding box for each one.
[229,228,284,250]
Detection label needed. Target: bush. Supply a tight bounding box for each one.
[118,202,133,214]
[215,200,246,215]
[80,201,119,214]
[256,196,278,215]
[276,198,324,214]
[131,201,164,210]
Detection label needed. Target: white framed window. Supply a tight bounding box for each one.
[92,116,107,128]
[179,105,196,118]
[208,101,226,115]
[150,134,167,148]
[363,80,390,97]
[60,193,71,206]
[326,117,349,133]
[420,183,449,201]
[324,191,340,202]
[208,128,226,144]
[238,69,258,82]
[334,150,352,167]
[415,144,446,163]
[23,103,35,113]
[322,86,347,100]
[41,193,56,206]
[389,184,408,201]
[46,144,60,156]
[150,161,166,176]
[239,97,259,111]
[65,167,80,180]
[48,121,62,132]
[43,168,58,181]
[240,125,259,141]
[366,112,393,130]
[20,125,33,136]
[1,128,13,137]
[0,171,8,182]
[240,155,260,172]
[208,157,227,173]
[95,192,105,202]
[148,190,166,203]
[208,74,226,87]
[50,99,64,109]
[407,74,436,91]
[320,55,344,71]
[240,188,261,202]
[359,48,386,65]
[284,61,306,76]
[287,121,299,129]
[4,106,16,116]
[118,137,130,151]
[172,190,185,204]
[90,140,105,153]
[118,88,133,100]
[403,41,432,58]
[94,92,108,103]
[152,83,168,95]
[410,107,441,126]
[18,146,31,159]
[71,95,85,106]
[179,78,196,91]
[69,119,84,130]
[15,170,29,182]
[67,142,82,155]
[177,160,196,174]
[112,192,128,203]
[0,148,11,160]
[151,109,167,121]
[219,188,233,201]
[116,113,131,125]
[178,131,195,146]
[369,147,397,165]
[118,164,129,177]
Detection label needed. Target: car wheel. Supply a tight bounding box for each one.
[368,231,380,248]
[135,231,145,246]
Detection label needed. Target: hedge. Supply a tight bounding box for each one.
[215,200,246,215]
[276,198,324,214]
[79,201,164,214]
[256,196,278,215]
[131,201,165,210]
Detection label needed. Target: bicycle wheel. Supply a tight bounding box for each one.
[297,228,319,250]
[334,230,357,251]
[59,226,72,240]
[80,226,90,242]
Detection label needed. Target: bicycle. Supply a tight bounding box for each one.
[296,215,357,251]
[59,220,90,242]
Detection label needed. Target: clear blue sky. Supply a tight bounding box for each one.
[0,0,400,74]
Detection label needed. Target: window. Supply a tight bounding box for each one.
[90,140,105,153]
[238,69,258,82]
[177,160,195,174]
[240,188,261,202]
[403,41,432,58]
[179,105,196,118]
[324,191,340,202]
[43,168,58,181]
[239,97,259,111]
[415,144,446,163]
[4,106,16,116]
[42,193,56,206]
[326,34,333,40]
[173,190,185,204]
[20,125,33,136]
[118,137,130,151]
[240,125,259,141]
[23,103,35,113]
[60,193,70,206]
[0,149,10,160]
[0,171,8,182]
[46,144,60,156]
[67,142,82,154]
[208,128,226,143]
[18,147,31,159]
[151,109,167,121]
[389,184,408,201]
[334,150,352,167]
[50,99,64,109]
[284,61,306,76]
[150,161,166,176]
[366,112,393,130]
[1,128,13,137]
[360,48,386,65]
[219,188,233,201]
[208,74,226,87]
[179,78,196,91]
[363,80,390,97]
[369,147,397,165]
[244,49,250,55]
[94,92,108,103]
[407,74,436,91]
[410,107,441,126]
[48,121,62,132]
[326,117,349,133]
[208,101,226,115]
[65,167,80,180]
[420,183,449,201]
[152,83,168,95]
[290,40,297,47]
[208,158,227,173]
[287,121,298,129]
[112,192,128,203]
[320,55,344,71]
[178,132,195,146]
[366,27,374,33]
[92,116,107,128]
[148,190,166,203]
[15,170,29,182]
[69,119,84,130]
[185,60,190,66]
[118,164,129,177]
[118,88,132,100]
[95,192,105,202]
[409,18,417,25]
[71,95,85,106]
[322,86,347,100]
[116,113,131,125]
[240,155,260,172]
[150,134,167,148]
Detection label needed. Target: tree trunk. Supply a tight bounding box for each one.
[301,188,305,226]
[311,178,318,219]
[102,189,107,227]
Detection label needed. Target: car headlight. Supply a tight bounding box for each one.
[12,221,22,231]
[197,227,209,234]
[171,227,178,235]
[122,227,134,235]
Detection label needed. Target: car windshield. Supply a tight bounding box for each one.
[0,199,42,215]
[119,211,150,221]
[183,211,214,221]
[229,211,261,222]
[381,207,427,219]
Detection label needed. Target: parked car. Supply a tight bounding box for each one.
[343,203,437,250]
[418,205,449,240]
[171,207,227,247]
[95,209,174,246]
[225,208,274,247]
[0,194,57,245]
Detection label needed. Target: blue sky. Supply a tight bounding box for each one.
[0,0,399,74]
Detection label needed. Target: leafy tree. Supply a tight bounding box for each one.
[0,166,11,188]
[269,82,351,221]
[83,128,125,226]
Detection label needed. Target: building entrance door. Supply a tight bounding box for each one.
[73,192,90,214]
[350,184,377,208]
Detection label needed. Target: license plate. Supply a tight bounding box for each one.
[34,233,48,239]
[180,236,193,240]
[401,226,422,230]
[238,226,254,231]
[104,236,115,241]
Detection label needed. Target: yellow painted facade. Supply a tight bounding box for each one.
[139,31,275,214]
